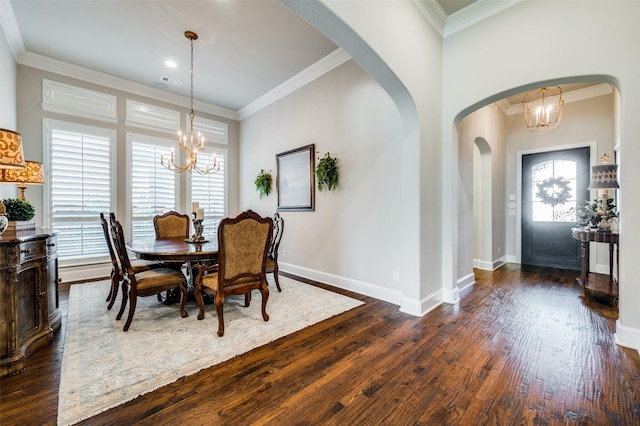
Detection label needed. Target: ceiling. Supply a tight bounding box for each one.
[7,0,600,116]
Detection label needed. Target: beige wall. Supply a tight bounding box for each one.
[240,60,406,303]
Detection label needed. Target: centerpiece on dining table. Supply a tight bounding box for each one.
[187,201,207,243]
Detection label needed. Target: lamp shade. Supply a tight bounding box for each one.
[1,161,45,184]
[588,164,619,189]
[0,129,26,169]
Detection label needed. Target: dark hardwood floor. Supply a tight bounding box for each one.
[1,264,639,425]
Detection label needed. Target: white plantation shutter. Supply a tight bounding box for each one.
[190,149,226,241]
[128,134,178,239]
[47,121,114,261]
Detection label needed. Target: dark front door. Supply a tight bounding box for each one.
[522,147,590,270]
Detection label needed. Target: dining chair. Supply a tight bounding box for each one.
[192,209,273,337]
[265,212,284,292]
[100,213,162,310]
[110,217,188,331]
[153,210,190,239]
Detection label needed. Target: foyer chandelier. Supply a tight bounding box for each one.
[522,86,564,131]
[161,31,219,175]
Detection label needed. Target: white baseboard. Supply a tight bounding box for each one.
[473,256,507,271]
[615,319,640,354]
[457,272,475,293]
[280,262,445,317]
[60,263,111,283]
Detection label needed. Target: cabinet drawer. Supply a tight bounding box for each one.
[46,237,58,256]
[19,240,46,264]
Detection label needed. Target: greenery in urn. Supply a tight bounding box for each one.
[315,152,339,192]
[576,197,617,230]
[254,169,273,198]
[2,198,35,221]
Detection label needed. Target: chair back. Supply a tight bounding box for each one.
[100,212,120,273]
[154,211,190,239]
[268,212,284,261]
[217,210,273,285]
[110,215,134,276]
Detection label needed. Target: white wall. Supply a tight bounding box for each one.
[442,1,640,349]
[0,19,18,200]
[240,60,405,304]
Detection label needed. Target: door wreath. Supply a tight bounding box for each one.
[535,177,572,207]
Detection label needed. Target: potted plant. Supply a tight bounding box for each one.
[576,197,617,231]
[254,169,273,198]
[315,152,339,192]
[3,198,36,231]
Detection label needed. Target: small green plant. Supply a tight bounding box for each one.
[255,169,273,198]
[315,152,339,192]
[2,198,35,221]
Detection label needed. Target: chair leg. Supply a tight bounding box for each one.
[195,286,206,320]
[116,281,128,320]
[123,289,137,332]
[179,283,188,318]
[215,293,225,337]
[107,271,119,310]
[260,281,270,322]
[273,266,282,292]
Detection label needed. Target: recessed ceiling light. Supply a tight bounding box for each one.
[165,60,177,68]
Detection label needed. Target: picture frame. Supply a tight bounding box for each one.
[276,144,315,211]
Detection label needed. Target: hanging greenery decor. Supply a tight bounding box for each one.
[535,177,572,207]
[315,152,339,192]
[254,169,273,198]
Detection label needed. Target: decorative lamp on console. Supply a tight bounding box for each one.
[0,161,45,200]
[588,153,620,231]
[0,128,26,237]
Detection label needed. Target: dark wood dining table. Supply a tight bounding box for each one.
[127,237,219,264]
[127,237,219,303]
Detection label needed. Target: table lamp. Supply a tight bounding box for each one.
[0,161,45,200]
[588,153,619,231]
[0,128,27,236]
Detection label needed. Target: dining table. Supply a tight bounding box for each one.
[126,237,219,303]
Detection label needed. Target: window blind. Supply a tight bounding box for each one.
[191,150,226,240]
[49,124,113,260]
[129,135,177,239]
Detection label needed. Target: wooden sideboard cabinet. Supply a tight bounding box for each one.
[0,229,60,377]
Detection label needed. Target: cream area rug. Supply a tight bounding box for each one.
[57,275,363,426]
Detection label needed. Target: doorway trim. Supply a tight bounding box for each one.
[516,140,597,264]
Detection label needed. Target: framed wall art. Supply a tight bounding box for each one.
[276,144,315,211]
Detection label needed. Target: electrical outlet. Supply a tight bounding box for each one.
[498,246,501,254]
[393,271,400,282]
[282,249,287,258]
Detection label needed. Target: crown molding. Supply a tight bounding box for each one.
[444,0,522,37]
[506,83,614,116]
[17,51,239,120]
[238,48,351,120]
[412,0,447,37]
[1,0,25,58]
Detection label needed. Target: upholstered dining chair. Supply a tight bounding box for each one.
[153,210,190,239]
[265,212,284,292]
[110,217,188,331]
[100,212,162,310]
[192,210,273,337]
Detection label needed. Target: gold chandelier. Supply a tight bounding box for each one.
[522,86,564,131]
[161,31,219,174]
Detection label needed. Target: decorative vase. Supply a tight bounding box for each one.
[0,215,7,236]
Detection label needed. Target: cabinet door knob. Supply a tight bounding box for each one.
[21,248,32,254]
[47,243,56,247]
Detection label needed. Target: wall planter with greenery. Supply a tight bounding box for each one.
[3,198,36,231]
[255,169,273,198]
[315,152,339,192]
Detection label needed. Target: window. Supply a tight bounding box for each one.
[190,148,227,241]
[128,134,179,239]
[531,159,577,222]
[45,119,114,263]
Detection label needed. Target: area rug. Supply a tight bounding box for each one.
[57,275,363,425]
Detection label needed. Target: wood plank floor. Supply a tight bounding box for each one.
[1,264,639,425]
